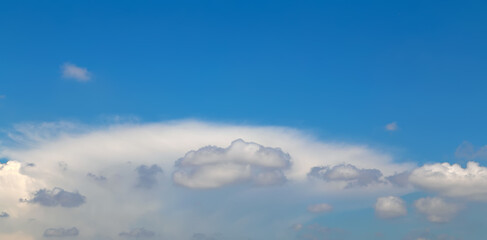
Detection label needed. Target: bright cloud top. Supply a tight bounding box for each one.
[61,63,91,82]
[410,161,487,201]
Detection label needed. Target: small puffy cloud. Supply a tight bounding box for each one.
[386,171,411,188]
[455,141,487,160]
[414,197,460,223]
[119,228,155,238]
[307,203,333,213]
[173,139,291,189]
[308,164,383,188]
[375,196,407,219]
[136,164,163,189]
[43,227,79,237]
[385,122,398,131]
[409,161,487,201]
[22,187,86,208]
[87,173,107,182]
[0,211,9,218]
[61,63,91,82]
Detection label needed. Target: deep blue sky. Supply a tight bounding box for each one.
[1,0,487,163]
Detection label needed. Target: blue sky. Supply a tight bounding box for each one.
[1,1,487,240]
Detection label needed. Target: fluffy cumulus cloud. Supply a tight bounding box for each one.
[409,161,487,201]
[61,63,91,82]
[374,196,407,219]
[43,227,79,237]
[414,197,461,223]
[308,164,384,188]
[0,121,414,239]
[173,139,292,189]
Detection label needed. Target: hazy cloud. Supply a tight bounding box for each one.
[385,122,398,131]
[296,224,346,240]
[307,203,333,213]
[136,164,163,189]
[0,211,9,218]
[386,171,411,188]
[119,228,155,238]
[173,139,291,189]
[308,164,383,188]
[414,197,460,223]
[23,188,86,208]
[43,227,79,237]
[455,141,487,160]
[61,63,91,82]
[375,196,407,219]
[191,233,223,240]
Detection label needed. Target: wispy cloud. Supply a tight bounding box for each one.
[307,203,333,213]
[61,63,91,82]
[385,122,398,131]
[455,141,487,160]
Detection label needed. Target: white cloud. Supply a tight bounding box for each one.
[374,196,407,219]
[409,161,487,201]
[61,63,91,82]
[173,139,291,188]
[414,197,461,223]
[385,122,398,131]
[0,120,413,239]
[307,203,332,213]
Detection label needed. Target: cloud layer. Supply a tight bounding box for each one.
[0,121,425,239]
